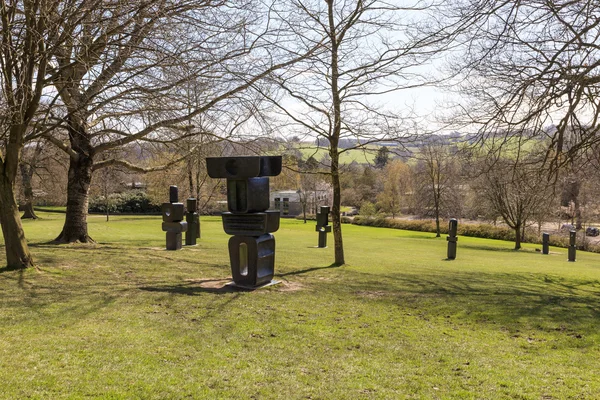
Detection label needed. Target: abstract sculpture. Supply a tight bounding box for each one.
[162,186,187,250]
[316,206,331,248]
[568,230,576,262]
[206,156,282,287]
[447,218,458,260]
[542,232,550,255]
[185,198,200,245]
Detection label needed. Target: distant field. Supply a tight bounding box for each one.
[1,213,599,398]
[295,144,379,165]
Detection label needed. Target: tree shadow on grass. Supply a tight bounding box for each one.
[139,263,342,297]
[343,270,600,336]
[398,234,440,240]
[27,241,100,248]
[277,263,342,277]
[0,265,26,273]
[140,278,243,295]
[460,244,534,253]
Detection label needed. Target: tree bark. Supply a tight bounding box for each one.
[327,0,344,266]
[20,203,38,220]
[0,175,34,269]
[301,193,307,223]
[54,152,95,243]
[514,224,522,250]
[574,197,582,230]
[330,148,345,265]
[19,162,38,219]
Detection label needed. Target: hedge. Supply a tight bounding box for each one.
[89,191,161,214]
[349,216,600,253]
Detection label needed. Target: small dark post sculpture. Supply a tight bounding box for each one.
[542,232,550,255]
[161,186,187,250]
[206,156,282,288]
[447,218,458,260]
[315,206,331,248]
[568,230,576,262]
[185,198,200,246]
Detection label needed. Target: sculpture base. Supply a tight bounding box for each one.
[568,246,576,262]
[226,280,280,290]
[166,232,182,250]
[228,234,275,287]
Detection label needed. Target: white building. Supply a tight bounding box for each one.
[270,188,332,217]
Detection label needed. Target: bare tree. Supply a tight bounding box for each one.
[18,142,47,219]
[446,0,600,171]
[253,0,461,265]
[474,156,555,250]
[0,0,61,268]
[145,136,226,214]
[38,0,320,243]
[413,136,459,237]
[298,155,323,222]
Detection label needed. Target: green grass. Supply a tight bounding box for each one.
[1,212,600,398]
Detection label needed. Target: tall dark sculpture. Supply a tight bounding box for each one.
[162,186,187,250]
[185,198,200,246]
[568,230,576,262]
[206,156,282,287]
[316,206,331,248]
[447,218,458,260]
[542,232,550,255]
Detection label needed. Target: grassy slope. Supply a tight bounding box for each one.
[296,145,377,165]
[1,212,599,399]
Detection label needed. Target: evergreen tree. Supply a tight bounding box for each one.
[374,147,390,169]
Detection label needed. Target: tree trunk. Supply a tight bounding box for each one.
[514,224,521,250]
[19,162,38,219]
[574,198,582,230]
[0,175,34,269]
[330,149,345,265]
[188,160,195,197]
[302,195,307,223]
[434,200,441,237]
[20,203,38,219]
[327,1,344,266]
[54,153,95,243]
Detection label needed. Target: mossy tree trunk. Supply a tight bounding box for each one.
[0,0,53,268]
[0,174,34,269]
[53,119,95,243]
[0,125,34,269]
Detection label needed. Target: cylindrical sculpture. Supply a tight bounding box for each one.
[316,206,332,248]
[568,230,576,262]
[185,198,200,246]
[206,156,282,287]
[161,186,187,250]
[542,232,550,255]
[447,218,458,260]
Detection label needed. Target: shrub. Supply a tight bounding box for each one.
[89,191,161,214]
[295,214,316,221]
[359,201,377,217]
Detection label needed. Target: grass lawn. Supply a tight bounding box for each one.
[1,212,600,399]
